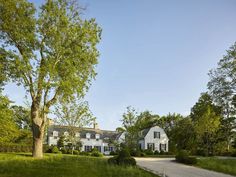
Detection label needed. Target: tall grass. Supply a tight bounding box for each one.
[197,157,236,176]
[0,153,158,177]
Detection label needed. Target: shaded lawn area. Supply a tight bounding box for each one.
[196,157,236,176]
[0,153,158,177]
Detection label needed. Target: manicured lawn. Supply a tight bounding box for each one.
[0,153,158,177]
[196,157,236,176]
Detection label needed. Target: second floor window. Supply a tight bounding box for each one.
[154,131,160,139]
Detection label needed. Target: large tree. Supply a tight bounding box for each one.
[0,0,101,157]
[208,43,236,150]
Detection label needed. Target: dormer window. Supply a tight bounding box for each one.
[64,131,69,136]
[75,132,80,137]
[53,131,58,137]
[95,134,100,140]
[86,133,90,139]
[154,132,160,139]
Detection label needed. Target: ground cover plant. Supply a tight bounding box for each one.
[196,157,236,176]
[0,153,158,177]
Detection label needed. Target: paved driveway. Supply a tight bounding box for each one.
[136,158,235,177]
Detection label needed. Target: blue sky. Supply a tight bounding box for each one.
[3,0,236,130]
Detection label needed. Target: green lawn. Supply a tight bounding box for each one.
[196,157,236,176]
[0,153,158,177]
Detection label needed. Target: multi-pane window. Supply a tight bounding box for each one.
[84,146,92,152]
[94,146,101,152]
[53,131,58,137]
[95,134,100,140]
[154,132,160,139]
[104,146,109,151]
[86,133,91,139]
[147,143,155,151]
[160,144,166,151]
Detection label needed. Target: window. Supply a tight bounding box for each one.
[94,146,101,152]
[104,146,109,151]
[53,131,58,137]
[147,143,155,151]
[64,131,69,136]
[160,144,166,151]
[75,132,80,137]
[95,134,100,140]
[86,133,90,139]
[154,132,160,139]
[109,146,113,152]
[84,146,92,152]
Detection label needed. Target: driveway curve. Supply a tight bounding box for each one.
[136,157,235,177]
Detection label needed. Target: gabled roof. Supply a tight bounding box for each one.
[48,125,119,141]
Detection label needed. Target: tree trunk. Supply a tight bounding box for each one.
[31,103,45,158]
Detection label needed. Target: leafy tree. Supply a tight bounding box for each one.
[0,0,101,157]
[208,43,236,150]
[191,93,221,156]
[136,111,159,130]
[57,135,65,148]
[55,99,95,153]
[121,106,139,150]
[11,105,31,129]
[0,94,19,144]
[171,117,196,153]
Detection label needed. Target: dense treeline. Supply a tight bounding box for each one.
[120,43,236,156]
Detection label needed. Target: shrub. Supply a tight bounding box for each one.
[60,147,67,154]
[108,148,136,166]
[144,149,154,155]
[51,146,60,153]
[140,152,146,157]
[90,148,103,157]
[130,149,141,157]
[110,151,118,155]
[154,150,159,155]
[67,149,73,154]
[73,150,80,155]
[79,151,90,156]
[175,150,197,165]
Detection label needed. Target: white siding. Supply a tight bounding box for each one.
[144,126,169,152]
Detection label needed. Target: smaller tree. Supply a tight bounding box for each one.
[55,99,95,153]
[121,106,139,151]
[57,135,65,149]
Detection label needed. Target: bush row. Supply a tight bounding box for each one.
[175,150,197,165]
[45,146,103,157]
[0,144,32,152]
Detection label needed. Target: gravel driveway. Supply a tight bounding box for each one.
[136,157,235,177]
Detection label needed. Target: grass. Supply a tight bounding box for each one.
[196,157,236,176]
[0,153,159,177]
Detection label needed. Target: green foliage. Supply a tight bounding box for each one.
[91,149,103,157]
[60,147,67,154]
[0,144,31,152]
[109,151,118,155]
[175,150,197,165]
[11,105,31,130]
[0,153,157,177]
[73,150,79,155]
[51,146,60,154]
[79,151,90,156]
[57,135,65,148]
[108,148,136,166]
[208,43,236,150]
[0,94,20,144]
[191,93,221,156]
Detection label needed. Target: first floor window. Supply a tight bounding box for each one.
[104,146,109,151]
[84,146,92,152]
[147,143,154,151]
[94,146,101,152]
[109,146,113,152]
[160,144,166,151]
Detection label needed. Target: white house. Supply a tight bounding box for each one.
[47,124,169,154]
[117,126,169,152]
[138,126,169,152]
[47,124,119,155]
